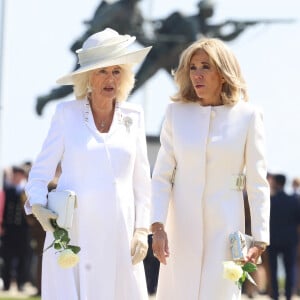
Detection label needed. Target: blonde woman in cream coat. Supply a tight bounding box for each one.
[151,38,270,300]
[25,29,152,300]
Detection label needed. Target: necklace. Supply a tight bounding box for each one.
[88,99,116,132]
[99,120,106,129]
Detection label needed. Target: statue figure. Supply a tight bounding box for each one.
[133,0,295,93]
[36,0,145,115]
[36,0,294,115]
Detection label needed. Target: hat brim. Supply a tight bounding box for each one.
[56,46,152,85]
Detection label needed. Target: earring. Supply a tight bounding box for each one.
[87,85,92,93]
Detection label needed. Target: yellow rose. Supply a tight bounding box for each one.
[223,261,243,282]
[57,249,80,268]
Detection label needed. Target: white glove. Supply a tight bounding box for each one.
[31,204,58,232]
[131,228,149,265]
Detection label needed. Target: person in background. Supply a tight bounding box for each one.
[268,173,300,300]
[22,160,43,297]
[24,28,152,300]
[292,178,300,198]
[150,37,270,299]
[143,234,160,295]
[292,177,300,296]
[1,166,30,292]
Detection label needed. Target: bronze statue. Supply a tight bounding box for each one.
[36,0,294,115]
[132,1,294,93]
[36,0,145,115]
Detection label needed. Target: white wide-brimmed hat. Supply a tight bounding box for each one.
[56,28,152,85]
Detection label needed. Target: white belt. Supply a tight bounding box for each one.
[171,170,245,190]
[231,174,246,191]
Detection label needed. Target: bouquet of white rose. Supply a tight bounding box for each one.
[44,220,81,268]
[223,260,257,289]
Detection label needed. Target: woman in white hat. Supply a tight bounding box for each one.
[24,28,152,300]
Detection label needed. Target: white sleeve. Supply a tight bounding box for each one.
[151,104,176,225]
[132,109,151,229]
[24,103,65,214]
[245,107,270,244]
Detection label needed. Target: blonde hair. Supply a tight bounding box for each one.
[171,38,248,104]
[72,64,135,101]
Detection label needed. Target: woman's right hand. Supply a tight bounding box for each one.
[151,222,170,265]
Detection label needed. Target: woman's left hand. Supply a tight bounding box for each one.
[151,223,170,265]
[245,245,264,264]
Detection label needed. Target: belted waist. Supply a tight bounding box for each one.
[170,170,245,190]
[231,174,246,191]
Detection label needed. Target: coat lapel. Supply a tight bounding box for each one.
[81,99,129,140]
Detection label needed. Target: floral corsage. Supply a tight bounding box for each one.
[223,260,257,289]
[122,116,133,133]
[44,220,81,268]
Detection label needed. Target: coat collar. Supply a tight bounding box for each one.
[82,99,132,138]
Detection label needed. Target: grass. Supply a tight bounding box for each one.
[0,298,40,300]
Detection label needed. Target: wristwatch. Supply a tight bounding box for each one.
[253,241,268,251]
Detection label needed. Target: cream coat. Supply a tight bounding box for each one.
[25,99,151,300]
[151,101,270,300]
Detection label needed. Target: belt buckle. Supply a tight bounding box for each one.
[233,174,245,191]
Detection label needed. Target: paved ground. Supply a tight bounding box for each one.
[0,291,299,299]
[0,282,38,299]
[1,291,300,299]
[240,295,300,300]
[2,282,300,299]
[149,293,300,299]
[149,295,300,300]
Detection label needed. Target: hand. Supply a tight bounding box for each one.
[151,223,169,265]
[245,245,264,264]
[131,228,149,265]
[31,204,58,232]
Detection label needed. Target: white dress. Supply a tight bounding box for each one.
[25,99,151,300]
[151,101,270,300]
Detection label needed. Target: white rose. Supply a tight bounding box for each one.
[223,261,243,282]
[57,249,79,268]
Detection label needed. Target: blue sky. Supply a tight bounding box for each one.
[1,0,300,187]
